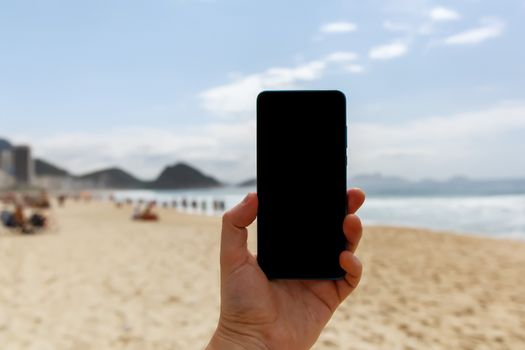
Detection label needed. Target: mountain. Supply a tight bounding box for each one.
[74,163,221,189]
[350,173,525,195]
[150,162,221,189]
[0,138,12,151]
[35,158,70,177]
[350,174,414,195]
[77,167,146,189]
[238,178,256,187]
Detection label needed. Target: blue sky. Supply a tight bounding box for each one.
[1,0,524,181]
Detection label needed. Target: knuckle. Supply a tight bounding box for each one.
[222,211,232,225]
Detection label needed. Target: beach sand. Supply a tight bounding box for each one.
[0,201,524,349]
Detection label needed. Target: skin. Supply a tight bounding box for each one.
[206,188,366,350]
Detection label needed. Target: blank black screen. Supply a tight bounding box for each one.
[257,90,347,279]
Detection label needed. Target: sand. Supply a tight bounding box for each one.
[0,201,524,350]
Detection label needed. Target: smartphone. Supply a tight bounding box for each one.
[257,90,347,279]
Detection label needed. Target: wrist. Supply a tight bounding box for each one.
[206,322,269,350]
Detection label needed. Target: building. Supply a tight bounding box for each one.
[0,149,14,175]
[13,145,34,185]
[33,176,78,191]
[0,169,15,189]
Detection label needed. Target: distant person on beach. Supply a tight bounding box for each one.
[37,191,51,208]
[206,189,365,350]
[13,204,35,234]
[0,199,48,233]
[13,204,26,227]
[1,208,12,227]
[132,201,159,221]
[29,211,47,228]
[57,194,67,207]
[132,203,143,219]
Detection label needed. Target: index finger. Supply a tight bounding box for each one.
[347,188,365,214]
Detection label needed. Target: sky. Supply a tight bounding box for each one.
[1,0,524,182]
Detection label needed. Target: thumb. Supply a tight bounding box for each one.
[220,192,258,275]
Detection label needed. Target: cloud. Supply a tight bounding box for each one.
[201,51,360,116]
[324,51,358,62]
[348,102,525,179]
[320,21,357,34]
[383,20,412,32]
[382,0,434,16]
[344,64,365,74]
[384,7,460,38]
[369,42,408,60]
[429,6,461,21]
[200,60,326,117]
[444,19,505,45]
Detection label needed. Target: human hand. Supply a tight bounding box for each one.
[206,189,365,350]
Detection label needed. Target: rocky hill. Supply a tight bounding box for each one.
[35,158,70,177]
[150,162,221,189]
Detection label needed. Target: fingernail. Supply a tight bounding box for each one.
[242,193,251,204]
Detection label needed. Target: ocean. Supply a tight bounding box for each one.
[112,188,525,240]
